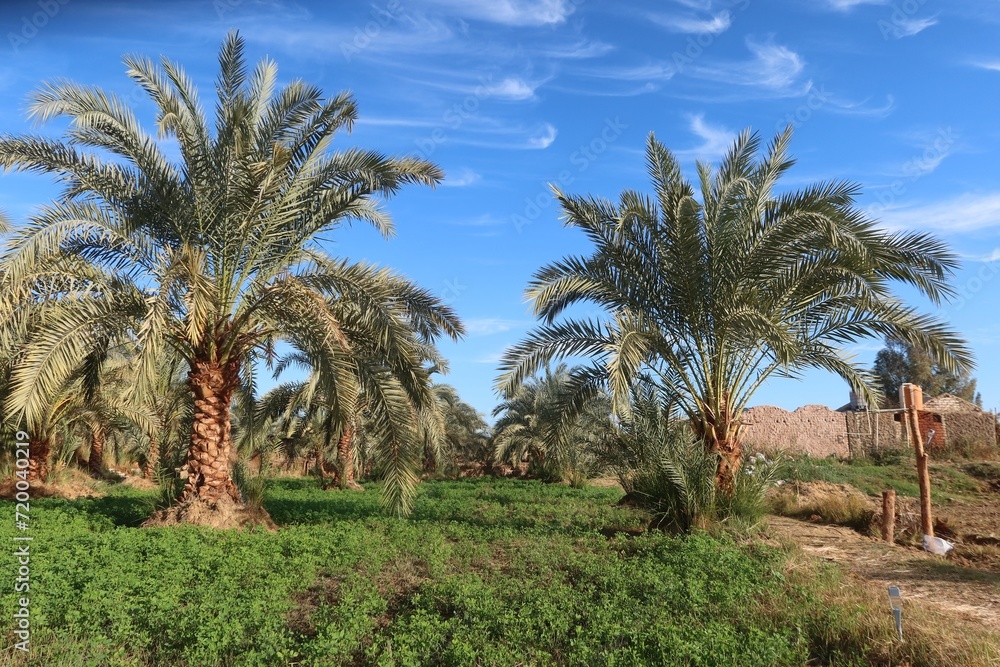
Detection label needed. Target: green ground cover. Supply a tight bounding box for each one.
[0,477,987,666]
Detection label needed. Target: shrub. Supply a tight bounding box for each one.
[618,424,782,533]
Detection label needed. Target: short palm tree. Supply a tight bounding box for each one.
[0,33,461,523]
[498,128,972,491]
[493,364,612,484]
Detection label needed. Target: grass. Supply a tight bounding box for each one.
[0,477,995,666]
[783,453,986,501]
[769,488,875,532]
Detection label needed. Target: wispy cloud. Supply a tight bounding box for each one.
[526,123,558,149]
[962,248,1000,263]
[538,40,616,60]
[647,10,732,35]
[576,61,674,83]
[442,168,481,187]
[826,93,896,118]
[682,38,807,95]
[878,193,1000,233]
[464,318,530,335]
[971,60,1000,72]
[886,15,938,38]
[822,0,887,10]
[424,0,576,26]
[485,77,541,101]
[677,114,736,160]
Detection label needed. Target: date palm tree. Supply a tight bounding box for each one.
[0,33,460,524]
[498,128,972,492]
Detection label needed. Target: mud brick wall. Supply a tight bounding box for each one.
[940,412,996,449]
[741,404,849,457]
[845,412,904,457]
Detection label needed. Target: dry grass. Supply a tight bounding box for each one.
[769,481,876,532]
[772,551,1000,667]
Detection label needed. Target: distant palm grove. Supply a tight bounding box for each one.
[0,32,973,531]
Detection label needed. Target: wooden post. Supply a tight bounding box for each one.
[901,383,933,537]
[881,490,896,543]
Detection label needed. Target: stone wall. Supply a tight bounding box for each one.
[741,404,849,457]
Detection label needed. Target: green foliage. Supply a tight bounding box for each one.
[620,422,781,534]
[232,459,267,509]
[498,128,972,486]
[783,454,985,500]
[0,31,461,515]
[492,364,613,485]
[873,336,979,406]
[0,478,942,666]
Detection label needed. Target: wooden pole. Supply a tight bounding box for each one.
[901,383,933,537]
[881,490,896,543]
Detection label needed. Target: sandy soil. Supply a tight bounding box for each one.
[768,514,1000,633]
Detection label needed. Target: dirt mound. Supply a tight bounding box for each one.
[143,495,277,530]
[0,476,101,500]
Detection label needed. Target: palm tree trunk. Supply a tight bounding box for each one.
[336,423,354,485]
[693,403,742,494]
[178,357,242,505]
[88,425,105,476]
[333,422,363,490]
[27,436,51,484]
[143,436,158,481]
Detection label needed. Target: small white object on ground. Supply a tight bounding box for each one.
[922,534,954,555]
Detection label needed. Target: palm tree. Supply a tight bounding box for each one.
[420,384,489,476]
[493,364,612,484]
[498,128,972,491]
[0,33,461,523]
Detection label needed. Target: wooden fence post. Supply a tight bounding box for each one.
[901,383,933,538]
[881,490,896,543]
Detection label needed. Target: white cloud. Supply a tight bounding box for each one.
[442,168,481,187]
[677,114,736,160]
[877,193,1000,233]
[577,61,674,82]
[972,60,1000,72]
[424,0,575,26]
[464,318,530,335]
[683,38,806,95]
[526,123,558,149]
[826,93,896,119]
[648,11,732,35]
[539,40,616,60]
[823,0,887,10]
[963,248,1000,263]
[485,77,539,101]
[886,15,938,38]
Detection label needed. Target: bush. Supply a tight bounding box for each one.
[618,424,782,533]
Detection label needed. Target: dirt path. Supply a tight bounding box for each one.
[768,515,1000,633]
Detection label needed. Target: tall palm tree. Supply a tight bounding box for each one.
[0,33,461,523]
[498,128,972,491]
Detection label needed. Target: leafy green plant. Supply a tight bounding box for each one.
[233,459,267,510]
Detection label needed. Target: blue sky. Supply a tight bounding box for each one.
[1,0,998,420]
